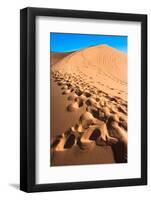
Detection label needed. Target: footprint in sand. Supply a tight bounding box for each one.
[84,91,92,98]
[101,106,111,118]
[87,106,101,120]
[62,89,71,95]
[90,129,106,146]
[51,134,66,151]
[118,116,127,131]
[106,115,127,143]
[78,127,96,150]
[51,134,62,149]
[73,123,84,133]
[117,105,127,115]
[61,85,68,90]
[95,96,100,102]
[57,81,65,86]
[66,97,84,112]
[67,93,78,101]
[85,97,98,107]
[67,101,79,112]
[75,88,83,96]
[79,122,117,150]
[64,134,76,149]
[119,120,127,131]
[99,98,106,107]
[79,94,87,102]
[52,127,81,151]
[79,110,96,129]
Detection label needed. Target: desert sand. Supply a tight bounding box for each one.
[50,44,128,166]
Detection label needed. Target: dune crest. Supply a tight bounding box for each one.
[53,44,127,87]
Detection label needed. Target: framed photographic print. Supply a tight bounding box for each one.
[20,7,147,192]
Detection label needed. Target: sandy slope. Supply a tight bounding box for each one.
[50,52,74,66]
[50,44,128,166]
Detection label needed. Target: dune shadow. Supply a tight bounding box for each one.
[111,141,127,163]
[89,128,100,141]
[64,134,75,149]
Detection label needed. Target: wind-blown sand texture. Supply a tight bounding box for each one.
[50,44,128,166]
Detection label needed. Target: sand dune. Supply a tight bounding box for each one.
[50,44,128,166]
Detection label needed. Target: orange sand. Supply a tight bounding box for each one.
[50,44,128,166]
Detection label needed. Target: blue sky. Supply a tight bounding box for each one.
[50,32,127,54]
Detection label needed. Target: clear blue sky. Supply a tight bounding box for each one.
[50,32,127,54]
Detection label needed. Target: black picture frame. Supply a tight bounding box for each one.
[20,7,147,192]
